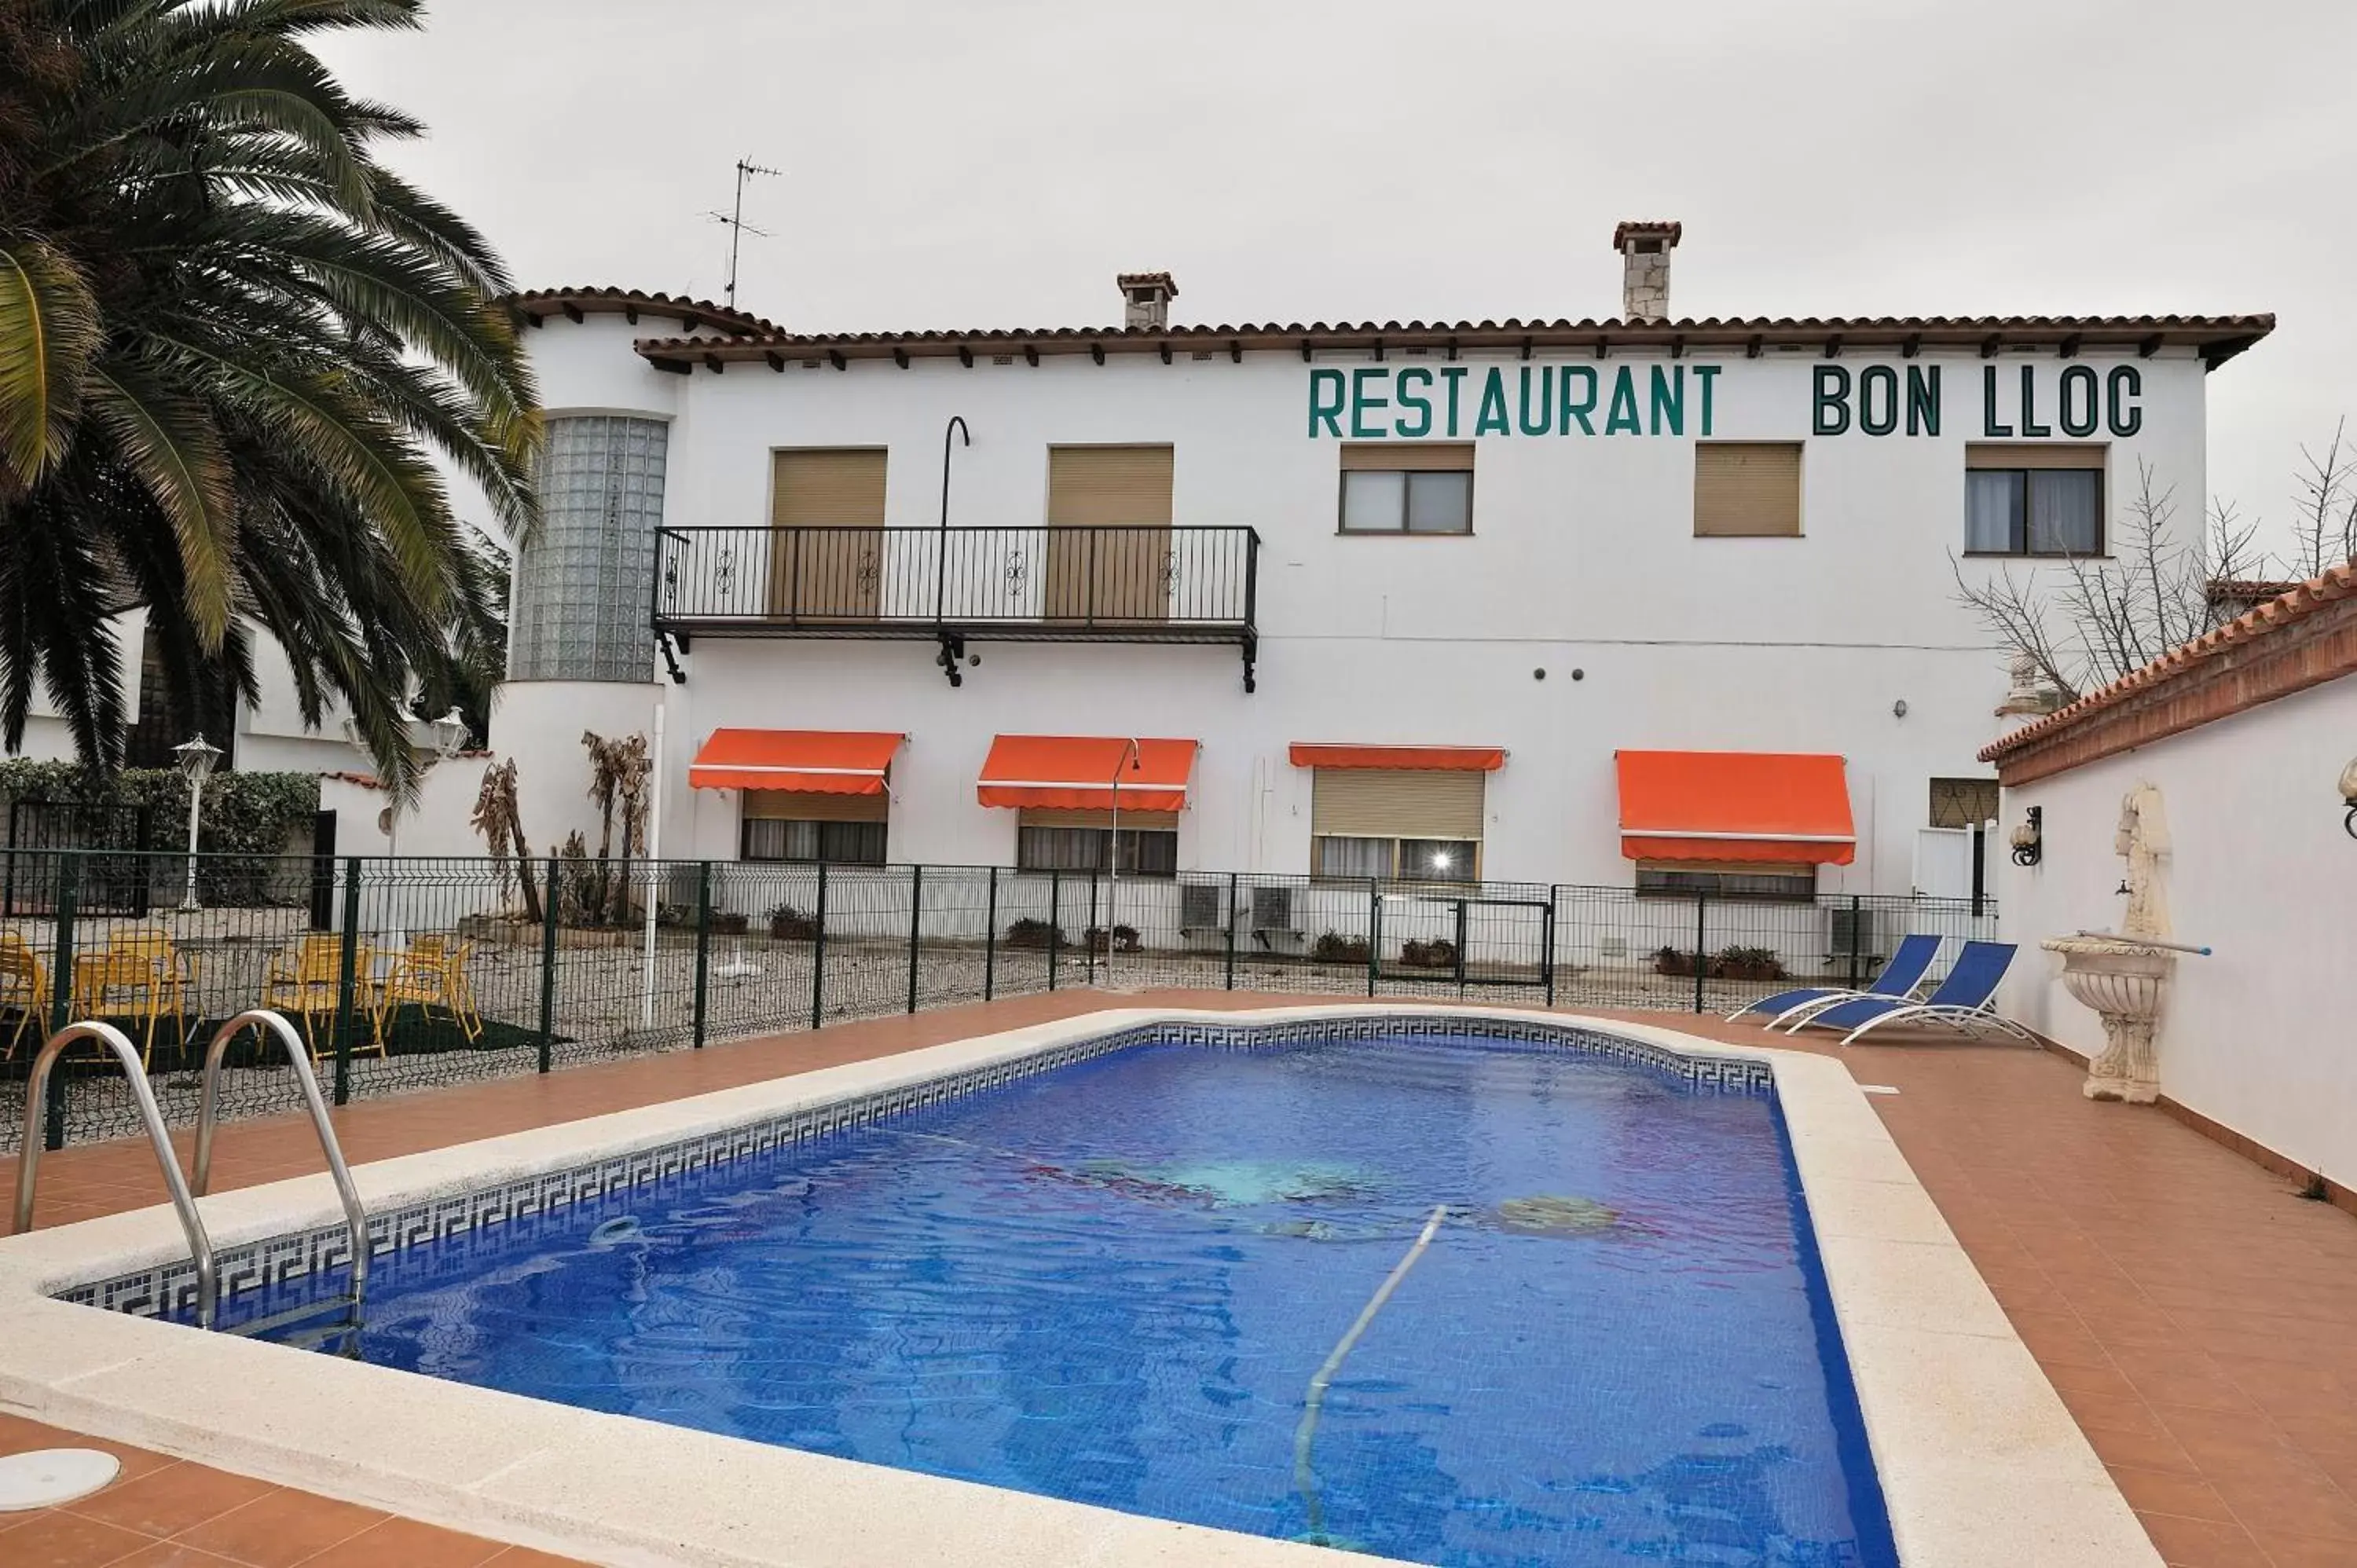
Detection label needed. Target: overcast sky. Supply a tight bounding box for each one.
[326,0,2355,562]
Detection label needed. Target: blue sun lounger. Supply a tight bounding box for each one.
[1794,940,2031,1046]
[1726,932,1943,1028]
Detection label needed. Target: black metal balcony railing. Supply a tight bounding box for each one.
[652,525,1260,688]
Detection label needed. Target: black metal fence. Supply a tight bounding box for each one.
[0,850,1998,1154]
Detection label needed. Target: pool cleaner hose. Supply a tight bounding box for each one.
[1292,1203,1450,1547]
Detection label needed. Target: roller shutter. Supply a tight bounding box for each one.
[770,449,887,617]
[744,789,890,824]
[1310,769,1485,841]
[1046,445,1172,621]
[1693,442,1802,537]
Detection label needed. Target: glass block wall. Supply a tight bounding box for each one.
[509,415,668,682]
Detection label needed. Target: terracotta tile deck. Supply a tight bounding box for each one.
[4,991,2354,1567]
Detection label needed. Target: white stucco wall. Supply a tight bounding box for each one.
[497,312,2219,894]
[1993,676,2357,1186]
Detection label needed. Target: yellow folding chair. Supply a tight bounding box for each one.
[264,933,383,1061]
[0,933,53,1057]
[376,933,483,1044]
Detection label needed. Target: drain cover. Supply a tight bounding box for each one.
[0,1449,122,1510]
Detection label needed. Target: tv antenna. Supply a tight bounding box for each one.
[708,158,781,309]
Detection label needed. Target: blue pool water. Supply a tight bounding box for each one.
[221,1033,1896,1566]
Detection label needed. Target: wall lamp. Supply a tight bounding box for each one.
[2341,760,2357,841]
[2009,805,2044,867]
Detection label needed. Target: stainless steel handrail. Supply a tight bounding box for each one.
[192,1010,370,1321]
[12,1021,222,1329]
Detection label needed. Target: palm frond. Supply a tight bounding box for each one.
[81,359,237,645]
[0,238,101,487]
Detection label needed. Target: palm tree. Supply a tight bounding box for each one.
[0,0,538,796]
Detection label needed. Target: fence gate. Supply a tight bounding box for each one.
[1373,894,1553,990]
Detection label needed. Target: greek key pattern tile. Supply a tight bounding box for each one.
[60,1016,1768,1318]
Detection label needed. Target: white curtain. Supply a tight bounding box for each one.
[1964,471,2022,553]
[2029,471,2102,554]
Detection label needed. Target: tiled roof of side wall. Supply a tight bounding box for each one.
[507,287,780,337]
[1979,562,2357,764]
[629,312,2274,370]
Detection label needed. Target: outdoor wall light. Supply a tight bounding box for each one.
[2009,805,2044,867]
[2341,758,2357,840]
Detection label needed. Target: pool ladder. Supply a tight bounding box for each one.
[10,1009,371,1333]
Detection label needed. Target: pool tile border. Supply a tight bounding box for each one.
[0,1004,2157,1568]
[60,1014,1772,1321]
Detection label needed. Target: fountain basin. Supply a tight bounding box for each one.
[2041,936,2175,1103]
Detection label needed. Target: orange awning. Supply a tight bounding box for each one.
[1287,744,1506,771]
[1615,750,1857,866]
[688,729,904,794]
[977,735,1198,812]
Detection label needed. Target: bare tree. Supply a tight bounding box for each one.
[2289,419,2357,580]
[1955,459,2267,704]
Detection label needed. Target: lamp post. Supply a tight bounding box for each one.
[359,709,468,859]
[936,416,970,679]
[171,735,222,912]
[1101,738,1143,988]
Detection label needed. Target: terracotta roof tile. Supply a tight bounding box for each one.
[1116,271,1178,295]
[1611,220,1684,247]
[507,286,779,337]
[640,312,2273,371]
[1979,562,2357,764]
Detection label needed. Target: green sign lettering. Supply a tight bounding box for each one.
[1308,368,1344,437]
[1560,365,1598,434]
[1395,366,1433,438]
[1350,368,1387,438]
[1813,365,1851,435]
[1475,368,1512,436]
[1604,367,1641,435]
[2106,365,2141,437]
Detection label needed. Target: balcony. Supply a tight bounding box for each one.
[652,525,1261,688]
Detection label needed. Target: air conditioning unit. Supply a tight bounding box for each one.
[1179,882,1225,931]
[1250,884,1296,932]
[1824,905,1882,968]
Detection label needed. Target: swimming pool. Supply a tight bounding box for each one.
[5,1006,2155,1568]
[199,1022,1893,1566]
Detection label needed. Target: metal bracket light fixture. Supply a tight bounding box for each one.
[2341,758,2357,841]
[2009,804,2044,867]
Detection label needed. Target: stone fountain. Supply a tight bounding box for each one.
[2040,784,2179,1103]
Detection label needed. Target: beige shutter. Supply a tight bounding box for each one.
[1339,443,1474,471]
[1310,770,1486,840]
[744,789,889,824]
[1017,808,1181,831]
[1965,444,2106,471]
[771,449,887,619]
[1046,445,1172,621]
[1693,442,1802,537]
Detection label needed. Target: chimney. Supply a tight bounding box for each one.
[1611,221,1681,321]
[1117,271,1177,331]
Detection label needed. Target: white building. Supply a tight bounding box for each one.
[494,231,2271,908]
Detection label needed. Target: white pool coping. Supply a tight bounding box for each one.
[0,1005,2158,1567]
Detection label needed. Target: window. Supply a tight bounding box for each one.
[1338,445,1474,534]
[513,416,668,680]
[1634,860,1816,903]
[1016,826,1178,877]
[1311,836,1479,883]
[1308,766,1486,882]
[741,819,889,866]
[1929,778,2000,830]
[1964,445,2104,555]
[1693,442,1802,537]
